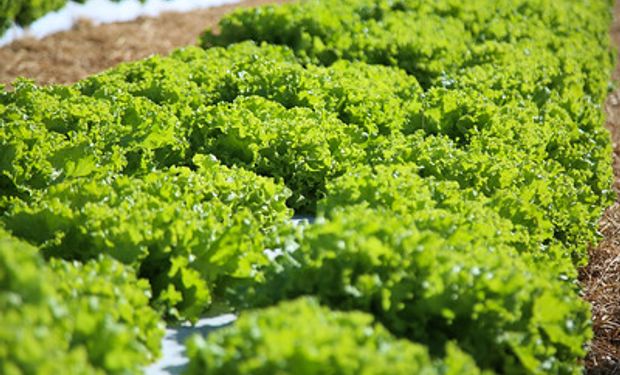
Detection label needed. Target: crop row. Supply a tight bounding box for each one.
[0,0,615,374]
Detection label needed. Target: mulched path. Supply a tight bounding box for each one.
[2,0,620,372]
[581,7,620,371]
[579,3,620,373]
[0,0,283,86]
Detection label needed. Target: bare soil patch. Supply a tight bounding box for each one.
[583,202,620,374]
[582,67,620,375]
[0,0,283,86]
[577,3,620,373]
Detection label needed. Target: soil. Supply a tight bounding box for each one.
[2,0,620,372]
[581,3,620,372]
[0,0,283,86]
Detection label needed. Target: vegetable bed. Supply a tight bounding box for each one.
[0,0,615,374]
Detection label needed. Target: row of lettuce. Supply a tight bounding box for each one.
[0,0,615,373]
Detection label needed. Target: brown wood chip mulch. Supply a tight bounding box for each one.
[0,0,283,86]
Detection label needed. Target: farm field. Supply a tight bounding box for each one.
[1,0,620,374]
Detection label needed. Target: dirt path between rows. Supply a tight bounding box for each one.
[0,0,283,86]
[581,2,620,373]
[2,0,620,373]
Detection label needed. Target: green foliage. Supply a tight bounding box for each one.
[369,128,604,267]
[204,0,613,94]
[0,80,185,198]
[184,297,485,375]
[204,0,614,263]
[320,163,528,252]
[0,0,615,372]
[0,42,424,211]
[14,0,67,26]
[0,229,164,374]
[202,0,471,88]
[233,207,591,374]
[0,1,21,34]
[50,256,164,373]
[3,155,292,320]
[191,95,366,211]
[0,229,97,375]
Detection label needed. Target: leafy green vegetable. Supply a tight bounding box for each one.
[3,156,292,320]
[0,229,97,375]
[184,297,486,375]
[191,95,366,211]
[50,256,164,373]
[0,0,614,372]
[203,0,614,260]
[232,207,591,374]
[0,229,164,374]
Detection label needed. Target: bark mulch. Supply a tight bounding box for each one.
[0,0,282,86]
[3,0,620,372]
[580,2,620,373]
